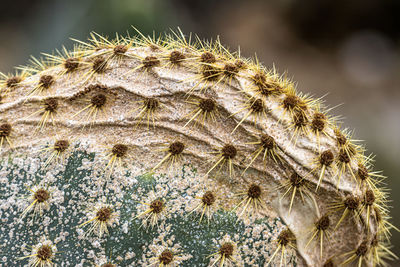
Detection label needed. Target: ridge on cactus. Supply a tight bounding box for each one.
[0,27,398,267]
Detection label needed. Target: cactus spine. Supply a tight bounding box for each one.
[0,28,397,266]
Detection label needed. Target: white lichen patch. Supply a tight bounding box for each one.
[77,200,119,238]
[17,237,58,267]
[139,230,192,266]
[207,233,244,267]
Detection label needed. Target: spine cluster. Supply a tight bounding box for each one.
[0,28,397,266]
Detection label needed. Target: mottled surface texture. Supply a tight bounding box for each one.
[0,29,396,266]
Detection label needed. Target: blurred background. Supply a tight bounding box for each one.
[1,0,399,264]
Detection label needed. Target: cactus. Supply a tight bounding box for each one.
[0,28,397,267]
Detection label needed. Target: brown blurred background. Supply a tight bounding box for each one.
[1,0,399,264]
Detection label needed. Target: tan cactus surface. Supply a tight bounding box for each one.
[0,28,397,266]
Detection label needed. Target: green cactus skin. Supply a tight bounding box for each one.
[1,150,296,266]
[0,28,397,267]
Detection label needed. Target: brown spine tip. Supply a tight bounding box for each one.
[6,76,22,88]
[54,140,69,152]
[261,134,275,150]
[112,144,128,157]
[323,259,335,267]
[0,123,12,137]
[370,234,379,247]
[223,63,239,76]
[96,207,112,222]
[202,191,216,206]
[320,150,334,166]
[277,229,293,246]
[34,189,50,203]
[69,83,107,101]
[247,184,261,199]
[283,95,298,110]
[39,75,54,89]
[87,83,108,92]
[234,59,246,69]
[259,84,275,96]
[101,263,115,267]
[143,56,160,68]
[148,44,160,51]
[64,58,79,72]
[293,111,308,128]
[222,144,237,159]
[199,98,216,112]
[338,148,351,163]
[344,195,359,210]
[355,241,369,256]
[316,215,330,231]
[43,98,58,112]
[202,65,220,81]
[251,99,264,113]
[37,245,53,261]
[357,164,369,181]
[219,243,234,257]
[169,50,185,64]
[364,190,375,206]
[311,113,326,132]
[91,93,107,107]
[144,97,159,110]
[114,44,128,55]
[252,74,283,96]
[200,52,216,64]
[159,249,173,265]
[92,57,107,73]
[335,130,347,146]
[374,207,382,223]
[169,141,185,155]
[252,73,266,87]
[290,173,304,188]
[150,199,164,213]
